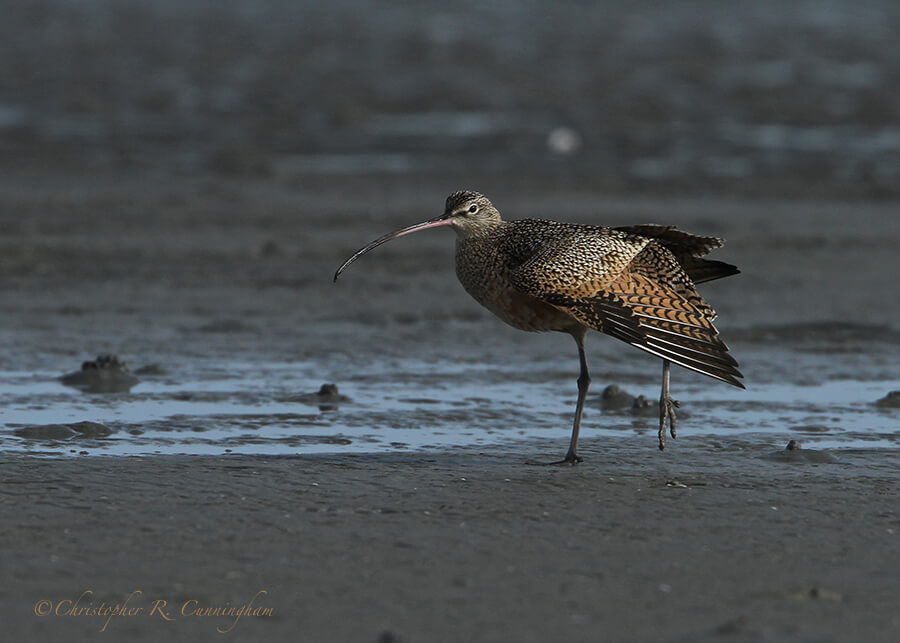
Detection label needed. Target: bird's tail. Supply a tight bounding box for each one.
[614,224,740,284]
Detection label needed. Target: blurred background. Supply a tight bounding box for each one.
[3,0,900,197]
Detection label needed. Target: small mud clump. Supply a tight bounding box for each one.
[60,354,139,393]
[597,385,686,419]
[761,439,837,463]
[134,363,166,376]
[631,394,658,418]
[874,391,900,408]
[15,421,113,440]
[294,383,351,407]
[599,385,636,410]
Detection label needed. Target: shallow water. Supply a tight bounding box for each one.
[2,358,897,458]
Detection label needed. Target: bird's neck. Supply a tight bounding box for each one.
[451,218,506,240]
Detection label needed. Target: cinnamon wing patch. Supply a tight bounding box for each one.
[567,277,744,388]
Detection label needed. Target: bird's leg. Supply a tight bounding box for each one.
[658,359,679,450]
[545,334,589,465]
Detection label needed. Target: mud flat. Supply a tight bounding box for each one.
[1,168,899,640]
[2,446,899,642]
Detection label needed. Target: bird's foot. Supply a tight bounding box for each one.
[658,396,679,450]
[540,451,583,466]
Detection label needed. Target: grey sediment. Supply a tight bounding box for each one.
[2,447,898,641]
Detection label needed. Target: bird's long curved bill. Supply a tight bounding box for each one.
[333,214,453,282]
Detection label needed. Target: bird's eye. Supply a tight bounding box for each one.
[468,204,478,213]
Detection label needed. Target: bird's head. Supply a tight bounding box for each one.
[441,190,502,234]
[333,190,502,281]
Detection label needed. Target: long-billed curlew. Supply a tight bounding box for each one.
[334,191,743,464]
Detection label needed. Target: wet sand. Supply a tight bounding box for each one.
[3,446,899,642]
